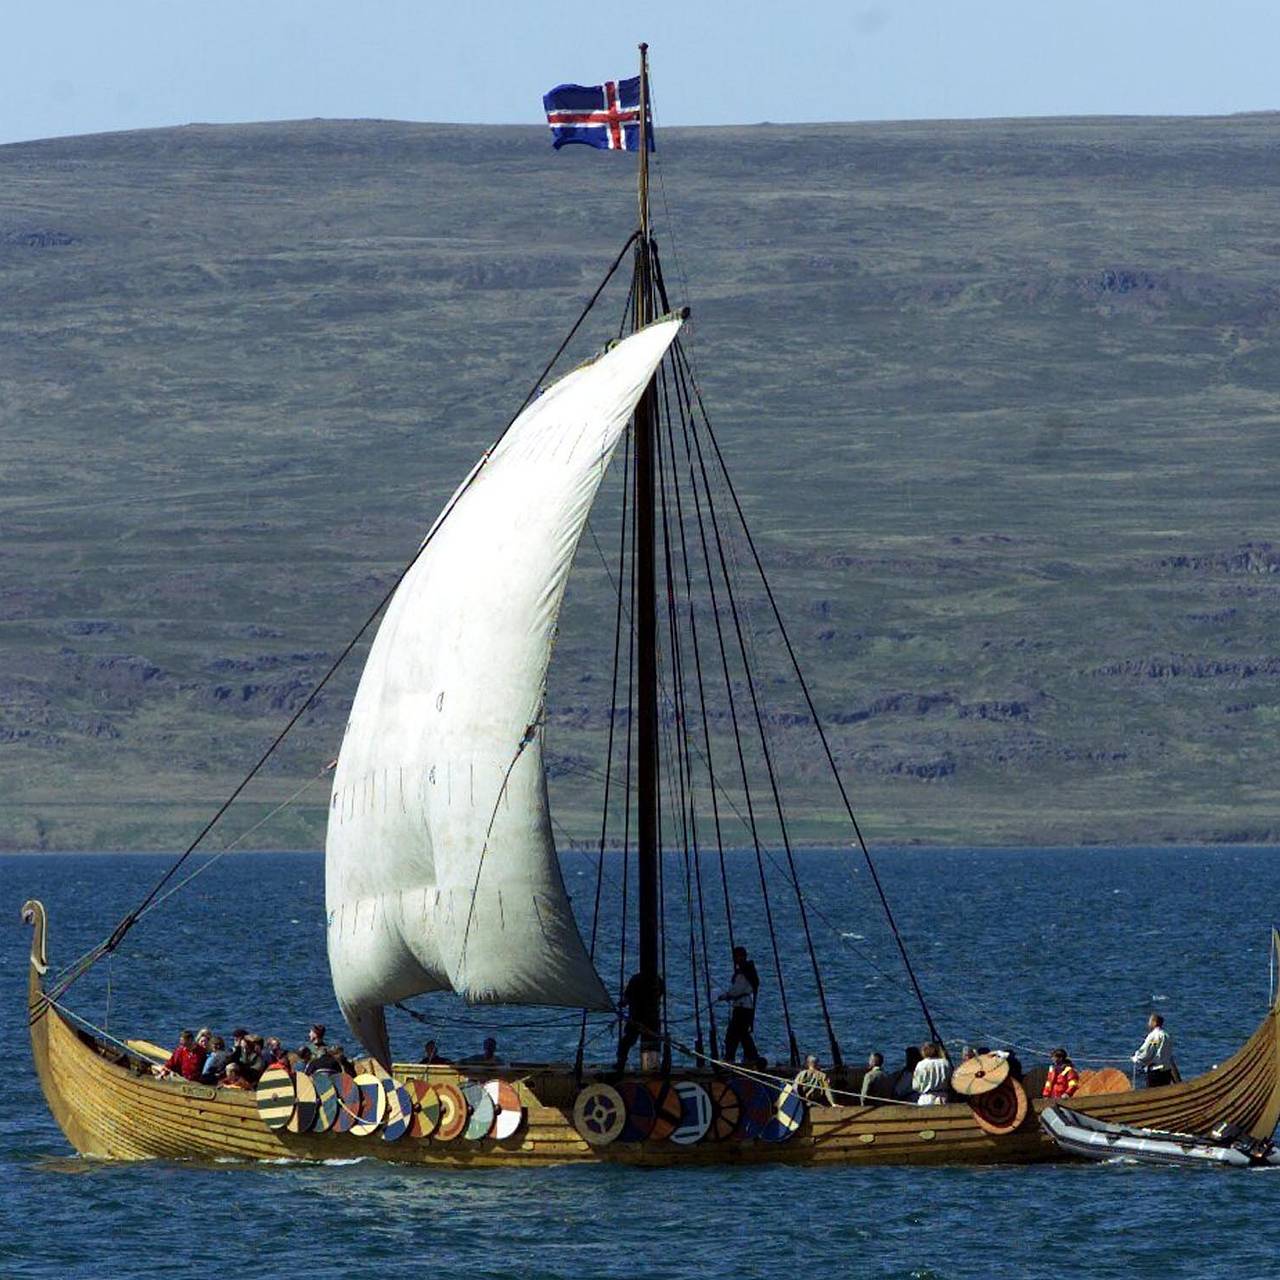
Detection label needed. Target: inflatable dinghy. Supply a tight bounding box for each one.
[1041,1105,1280,1169]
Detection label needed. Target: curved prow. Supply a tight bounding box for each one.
[21,899,49,1005]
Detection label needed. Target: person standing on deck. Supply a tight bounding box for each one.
[1132,1013,1178,1088]
[1042,1048,1080,1099]
[616,970,665,1073]
[716,946,760,1065]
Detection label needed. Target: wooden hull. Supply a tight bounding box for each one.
[23,903,1280,1167]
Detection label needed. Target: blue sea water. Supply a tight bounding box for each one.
[3,846,1278,1279]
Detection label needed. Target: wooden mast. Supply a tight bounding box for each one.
[632,42,662,1062]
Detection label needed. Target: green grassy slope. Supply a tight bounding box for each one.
[2,115,1279,850]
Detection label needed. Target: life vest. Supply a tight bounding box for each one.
[1042,1062,1080,1098]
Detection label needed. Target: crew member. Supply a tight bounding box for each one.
[860,1051,886,1105]
[716,946,760,1065]
[1042,1047,1080,1099]
[1132,1013,1177,1088]
[153,1029,204,1081]
[792,1054,836,1105]
[616,970,665,1073]
[911,1041,950,1105]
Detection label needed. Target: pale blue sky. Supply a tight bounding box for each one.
[2,0,1275,146]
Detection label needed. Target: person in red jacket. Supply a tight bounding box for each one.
[1042,1047,1080,1099]
[153,1029,205,1081]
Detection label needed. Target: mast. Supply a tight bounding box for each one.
[632,42,663,1061]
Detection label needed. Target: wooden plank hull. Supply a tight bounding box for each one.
[23,903,1280,1167]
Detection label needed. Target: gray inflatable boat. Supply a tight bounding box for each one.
[1041,1105,1280,1169]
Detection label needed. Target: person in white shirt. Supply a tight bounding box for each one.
[912,1041,951,1105]
[1132,1013,1177,1088]
[715,946,760,1064]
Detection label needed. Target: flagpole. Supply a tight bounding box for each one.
[637,42,651,250]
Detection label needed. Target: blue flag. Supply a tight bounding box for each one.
[543,76,654,152]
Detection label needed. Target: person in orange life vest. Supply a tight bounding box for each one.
[1042,1047,1080,1099]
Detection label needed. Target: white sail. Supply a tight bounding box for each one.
[325,317,683,1061]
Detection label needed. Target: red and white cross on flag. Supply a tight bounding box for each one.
[543,76,652,152]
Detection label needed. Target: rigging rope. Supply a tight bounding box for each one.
[655,396,706,1058]
[671,335,948,1054]
[657,364,720,1058]
[576,430,632,1077]
[41,230,643,1007]
[665,333,798,1066]
[40,759,340,1015]
[676,367,842,1069]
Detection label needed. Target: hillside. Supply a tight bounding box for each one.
[3,114,1280,850]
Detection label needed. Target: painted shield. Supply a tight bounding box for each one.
[669,1081,714,1145]
[331,1072,362,1134]
[708,1079,742,1141]
[1075,1067,1130,1096]
[254,1066,296,1131]
[733,1078,774,1139]
[573,1083,626,1146]
[646,1079,683,1141]
[484,1079,525,1140]
[617,1079,657,1142]
[951,1051,1010,1099]
[286,1070,319,1134]
[349,1073,387,1137]
[310,1070,339,1133]
[408,1081,441,1139]
[461,1081,496,1141]
[760,1082,806,1143]
[434,1082,468,1142]
[381,1081,414,1142]
[969,1078,1029,1135]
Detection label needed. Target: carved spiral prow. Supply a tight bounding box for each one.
[21,899,49,977]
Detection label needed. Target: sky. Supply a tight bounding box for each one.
[2,0,1277,147]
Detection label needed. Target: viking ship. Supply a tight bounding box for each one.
[23,47,1280,1166]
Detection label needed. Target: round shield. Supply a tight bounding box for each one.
[349,1073,387,1136]
[484,1079,525,1140]
[708,1079,742,1141]
[760,1082,806,1143]
[434,1082,468,1142]
[381,1081,415,1142]
[310,1070,338,1133]
[572,1082,626,1146]
[408,1080,441,1139]
[669,1081,714,1145]
[733,1078,774,1140]
[461,1081,496,1140]
[617,1079,658,1142]
[970,1078,1030,1135]
[254,1066,296,1131]
[646,1079,683,1141]
[1075,1067,1130,1096]
[950,1051,1010,1098]
[287,1070,319,1134]
[331,1072,362,1134]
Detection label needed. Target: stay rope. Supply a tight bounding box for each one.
[41,230,643,1010]
[671,335,947,1054]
